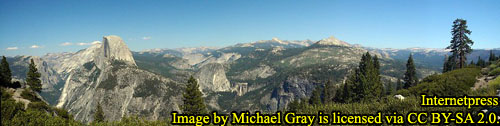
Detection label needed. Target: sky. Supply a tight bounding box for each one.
[1,0,499,56]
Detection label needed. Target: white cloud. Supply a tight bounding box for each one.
[30,45,41,48]
[60,42,73,46]
[61,41,100,46]
[91,41,101,45]
[77,41,100,46]
[6,47,18,50]
[77,42,91,46]
[142,36,152,40]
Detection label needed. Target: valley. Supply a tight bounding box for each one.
[4,35,500,123]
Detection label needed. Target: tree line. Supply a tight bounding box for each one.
[0,56,42,92]
[288,18,498,110]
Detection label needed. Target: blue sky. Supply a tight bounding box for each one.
[1,0,499,56]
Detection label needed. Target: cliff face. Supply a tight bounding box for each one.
[54,35,181,123]
[195,63,231,93]
[94,35,136,69]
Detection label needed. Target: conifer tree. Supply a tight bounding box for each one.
[287,99,300,111]
[469,60,475,66]
[403,54,417,89]
[446,19,473,69]
[489,50,496,62]
[322,80,334,104]
[443,55,449,73]
[26,59,42,92]
[373,55,380,70]
[444,55,457,72]
[334,82,345,102]
[309,86,322,105]
[476,56,486,68]
[93,102,105,123]
[1,56,12,87]
[369,55,383,99]
[341,52,383,102]
[386,82,394,95]
[181,76,207,114]
[396,78,403,90]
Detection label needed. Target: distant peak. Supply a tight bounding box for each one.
[97,35,136,66]
[271,37,281,42]
[315,35,351,47]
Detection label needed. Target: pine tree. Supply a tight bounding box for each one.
[181,76,207,114]
[26,59,42,92]
[469,60,475,66]
[322,80,334,104]
[476,56,486,68]
[1,56,12,87]
[386,82,394,95]
[489,50,496,62]
[287,99,300,111]
[370,55,384,99]
[373,55,380,70]
[444,55,457,72]
[396,78,403,91]
[443,55,449,73]
[446,19,474,69]
[404,54,417,89]
[341,52,383,102]
[309,86,322,105]
[334,82,345,102]
[93,102,105,123]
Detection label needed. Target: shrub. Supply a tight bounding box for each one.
[489,64,498,70]
[489,76,500,87]
[20,89,41,102]
[53,107,73,119]
[407,68,480,96]
[28,101,50,112]
[10,81,22,89]
[9,109,81,126]
[488,67,500,76]
[1,99,24,121]
[1,87,12,101]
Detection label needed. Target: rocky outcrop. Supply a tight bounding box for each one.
[54,35,181,123]
[6,56,64,105]
[57,63,181,123]
[233,65,276,80]
[314,36,351,47]
[95,35,136,68]
[195,63,231,93]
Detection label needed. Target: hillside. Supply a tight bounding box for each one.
[4,35,500,122]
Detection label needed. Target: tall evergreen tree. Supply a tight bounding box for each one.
[309,86,322,105]
[340,52,383,102]
[396,78,403,91]
[365,54,383,101]
[386,82,395,95]
[446,19,474,69]
[476,56,486,68]
[444,55,457,72]
[373,55,380,70]
[93,102,105,123]
[334,81,346,103]
[322,80,334,104]
[26,59,42,92]
[443,55,450,73]
[489,50,496,62]
[181,76,207,114]
[469,60,475,66]
[403,54,417,89]
[287,99,300,111]
[1,56,12,87]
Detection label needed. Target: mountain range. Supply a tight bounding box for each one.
[5,35,500,123]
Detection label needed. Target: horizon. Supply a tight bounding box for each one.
[1,0,499,56]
